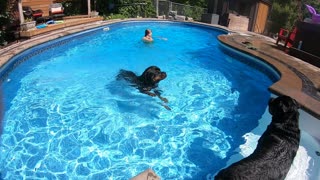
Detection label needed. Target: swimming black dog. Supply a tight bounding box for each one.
[116,66,169,108]
[215,95,300,180]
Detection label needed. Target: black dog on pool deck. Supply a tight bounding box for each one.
[116,66,170,109]
[215,95,300,180]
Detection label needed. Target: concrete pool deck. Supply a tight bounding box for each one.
[0,19,319,120]
[218,32,320,119]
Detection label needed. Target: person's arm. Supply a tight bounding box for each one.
[156,36,167,41]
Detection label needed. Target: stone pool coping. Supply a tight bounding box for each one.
[0,18,319,119]
[218,33,320,119]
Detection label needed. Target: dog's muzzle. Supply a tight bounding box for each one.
[161,72,167,79]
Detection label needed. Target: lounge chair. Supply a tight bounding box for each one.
[49,3,65,20]
[22,6,43,21]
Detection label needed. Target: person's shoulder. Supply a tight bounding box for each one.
[143,37,153,43]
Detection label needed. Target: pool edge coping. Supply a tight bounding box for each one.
[218,34,320,120]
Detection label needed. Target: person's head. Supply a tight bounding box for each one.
[145,29,152,37]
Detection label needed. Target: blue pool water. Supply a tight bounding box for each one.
[0,21,278,179]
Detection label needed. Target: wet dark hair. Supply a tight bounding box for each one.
[145,29,151,37]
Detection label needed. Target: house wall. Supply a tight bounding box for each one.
[22,0,53,16]
[228,13,249,31]
[211,0,271,34]
[253,1,270,33]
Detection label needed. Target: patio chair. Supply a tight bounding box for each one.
[49,3,65,20]
[22,6,43,21]
[305,4,320,23]
[276,27,297,48]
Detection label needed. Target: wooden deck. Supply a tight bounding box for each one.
[19,16,103,38]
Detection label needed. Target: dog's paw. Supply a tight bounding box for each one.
[164,105,171,111]
[160,97,168,103]
[146,92,157,97]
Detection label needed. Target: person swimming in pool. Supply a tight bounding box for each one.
[142,29,167,43]
[143,29,153,43]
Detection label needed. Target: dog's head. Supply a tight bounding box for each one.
[140,66,167,85]
[268,95,300,118]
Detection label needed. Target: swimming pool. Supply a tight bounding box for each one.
[0,21,316,179]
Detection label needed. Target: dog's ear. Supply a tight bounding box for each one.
[141,66,161,82]
[268,97,276,115]
[146,71,156,82]
[140,69,156,84]
[281,96,300,113]
[268,97,275,105]
[289,98,300,112]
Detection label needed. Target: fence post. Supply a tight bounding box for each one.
[87,0,91,16]
[155,0,159,17]
[169,1,172,12]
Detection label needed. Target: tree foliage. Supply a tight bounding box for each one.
[183,5,205,21]
[62,0,88,16]
[96,0,156,18]
[269,0,320,33]
[171,0,207,8]
[117,0,156,18]
[0,0,14,45]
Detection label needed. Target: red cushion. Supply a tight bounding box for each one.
[51,10,63,14]
[33,13,42,17]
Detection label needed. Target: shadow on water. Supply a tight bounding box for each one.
[106,79,166,119]
[182,45,273,178]
[185,138,230,179]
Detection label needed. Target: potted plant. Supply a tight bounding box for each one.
[20,18,36,31]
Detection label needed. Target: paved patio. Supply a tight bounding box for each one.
[0,19,319,119]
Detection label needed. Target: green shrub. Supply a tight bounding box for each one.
[108,0,156,18]
[96,0,110,15]
[0,12,13,45]
[97,0,156,18]
[104,13,127,20]
[0,31,5,45]
[183,6,204,21]
[61,0,88,16]
[269,0,320,34]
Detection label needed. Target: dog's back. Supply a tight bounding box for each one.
[116,69,139,84]
[215,96,300,180]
